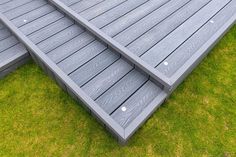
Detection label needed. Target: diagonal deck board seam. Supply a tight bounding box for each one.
[49,0,172,90]
[0,12,126,141]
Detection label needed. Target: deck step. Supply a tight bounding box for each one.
[0,0,235,144]
[0,22,29,78]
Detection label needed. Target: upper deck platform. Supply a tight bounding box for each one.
[0,0,235,143]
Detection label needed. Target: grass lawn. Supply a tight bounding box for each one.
[0,25,235,157]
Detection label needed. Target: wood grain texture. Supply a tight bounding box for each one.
[157,0,236,77]
[100,0,169,37]
[112,81,162,127]
[58,40,107,74]
[70,0,105,13]
[82,59,133,100]
[96,70,148,114]
[114,0,190,46]
[4,0,47,20]
[37,24,83,53]
[0,0,32,13]
[0,28,11,40]
[12,4,55,27]
[47,32,94,63]
[80,0,127,21]
[90,0,148,29]
[0,36,18,52]
[70,49,120,86]
[141,0,231,67]
[126,0,209,56]
[0,44,27,63]
[19,10,64,35]
[28,17,74,44]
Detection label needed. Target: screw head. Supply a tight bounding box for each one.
[121,107,127,112]
[164,62,168,66]
[210,20,214,23]
[23,19,27,22]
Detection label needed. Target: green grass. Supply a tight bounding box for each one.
[0,25,235,157]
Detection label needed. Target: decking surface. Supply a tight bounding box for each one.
[0,22,29,78]
[0,0,235,143]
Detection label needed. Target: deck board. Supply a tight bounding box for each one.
[112,81,162,127]
[82,59,133,100]
[0,23,29,78]
[157,0,236,77]
[141,0,231,67]
[90,0,148,28]
[96,70,148,114]
[4,0,47,20]
[0,0,32,13]
[0,0,235,143]
[120,0,209,56]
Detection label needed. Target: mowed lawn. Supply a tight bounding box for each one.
[0,25,235,157]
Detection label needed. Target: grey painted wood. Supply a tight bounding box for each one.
[12,4,55,27]
[58,40,107,74]
[5,0,47,20]
[114,0,192,49]
[0,28,11,40]
[51,0,171,88]
[0,23,3,29]
[1,12,126,142]
[37,24,83,53]
[0,43,27,63]
[157,0,236,78]
[141,0,231,67]
[112,81,162,127]
[82,59,133,100]
[19,10,64,35]
[0,0,12,5]
[96,69,148,114]
[0,36,18,52]
[79,0,127,20]
[60,0,82,6]
[70,49,120,86]
[101,0,169,37]
[0,0,32,13]
[1,0,234,144]
[0,55,29,79]
[90,0,148,29]
[47,32,94,63]
[125,0,210,56]
[70,0,105,13]
[28,17,74,44]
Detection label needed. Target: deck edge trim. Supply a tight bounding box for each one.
[0,12,126,141]
[169,12,236,90]
[48,0,172,90]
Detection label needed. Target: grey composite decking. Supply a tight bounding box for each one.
[0,22,29,78]
[0,0,235,143]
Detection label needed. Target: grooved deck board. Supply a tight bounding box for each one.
[157,0,236,77]
[141,0,231,67]
[0,0,32,13]
[4,0,47,20]
[96,70,148,114]
[122,0,209,56]
[90,0,148,29]
[47,32,95,63]
[0,23,29,78]
[112,81,162,127]
[0,36,18,52]
[70,50,120,86]
[37,24,83,53]
[12,4,55,27]
[70,0,105,13]
[0,0,235,143]
[82,59,133,100]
